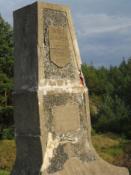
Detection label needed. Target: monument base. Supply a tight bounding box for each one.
[43,158,129,175]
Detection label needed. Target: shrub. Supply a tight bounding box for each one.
[2,128,14,140]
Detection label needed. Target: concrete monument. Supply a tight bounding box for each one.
[12,2,129,175]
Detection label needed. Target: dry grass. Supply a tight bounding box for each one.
[0,140,16,171]
[92,133,131,173]
[92,133,124,163]
[0,134,130,174]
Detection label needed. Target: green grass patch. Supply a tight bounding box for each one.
[105,144,123,157]
[0,170,9,175]
[92,133,128,162]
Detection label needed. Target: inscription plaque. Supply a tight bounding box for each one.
[49,26,70,67]
[52,103,80,134]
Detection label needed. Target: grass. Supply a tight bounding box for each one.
[0,133,130,174]
[0,140,16,171]
[0,170,9,175]
[92,133,124,163]
[92,133,131,173]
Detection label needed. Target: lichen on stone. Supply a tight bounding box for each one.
[47,144,68,174]
[42,9,77,80]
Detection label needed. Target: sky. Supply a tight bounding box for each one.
[0,0,131,67]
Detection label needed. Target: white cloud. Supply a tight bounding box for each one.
[76,14,131,36]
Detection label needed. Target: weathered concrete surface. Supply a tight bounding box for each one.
[12,2,129,175]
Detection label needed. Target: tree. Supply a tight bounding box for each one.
[0,14,14,138]
[82,59,131,139]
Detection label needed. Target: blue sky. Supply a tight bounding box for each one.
[0,0,131,67]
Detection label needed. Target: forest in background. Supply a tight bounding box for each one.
[82,59,131,139]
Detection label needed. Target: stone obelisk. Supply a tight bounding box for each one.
[12,2,129,175]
